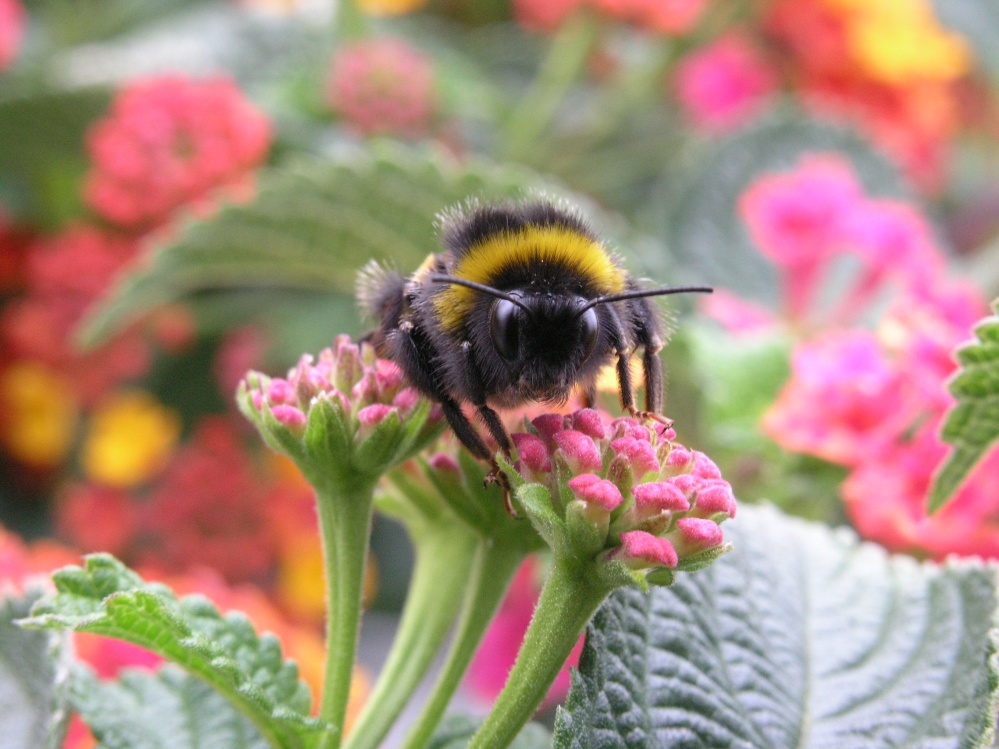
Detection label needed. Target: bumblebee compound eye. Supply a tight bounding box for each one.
[580,306,598,361]
[490,298,521,360]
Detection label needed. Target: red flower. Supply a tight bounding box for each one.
[85,75,271,230]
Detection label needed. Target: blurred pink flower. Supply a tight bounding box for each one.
[85,75,271,230]
[675,33,777,132]
[763,330,910,465]
[0,0,24,71]
[514,0,705,34]
[467,557,584,708]
[54,483,140,557]
[325,38,437,139]
[738,154,865,319]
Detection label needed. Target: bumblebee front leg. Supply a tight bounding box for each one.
[632,296,666,414]
[460,341,513,458]
[604,304,637,414]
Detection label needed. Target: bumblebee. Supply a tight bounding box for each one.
[358,199,711,471]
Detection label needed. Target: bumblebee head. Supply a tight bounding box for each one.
[431,274,712,400]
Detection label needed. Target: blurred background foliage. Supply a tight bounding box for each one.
[2,0,999,742]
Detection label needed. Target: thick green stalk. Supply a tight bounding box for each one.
[399,542,527,749]
[315,478,378,749]
[467,557,610,749]
[344,524,478,749]
[502,12,599,162]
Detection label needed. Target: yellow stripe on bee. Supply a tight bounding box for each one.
[435,225,625,333]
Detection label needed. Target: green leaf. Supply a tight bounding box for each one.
[70,665,271,749]
[24,555,328,749]
[0,587,73,749]
[78,145,544,347]
[554,504,999,749]
[652,111,912,298]
[929,299,999,513]
[427,714,552,749]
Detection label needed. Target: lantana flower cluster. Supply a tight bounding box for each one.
[506,408,735,585]
[764,0,972,189]
[325,38,438,140]
[85,75,271,230]
[240,335,442,479]
[717,152,996,560]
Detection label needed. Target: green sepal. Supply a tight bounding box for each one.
[23,555,328,749]
[564,500,608,558]
[674,542,734,572]
[354,409,406,472]
[303,395,355,479]
[515,482,568,554]
[645,568,677,587]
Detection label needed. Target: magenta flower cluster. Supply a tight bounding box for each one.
[509,409,735,575]
[245,335,430,436]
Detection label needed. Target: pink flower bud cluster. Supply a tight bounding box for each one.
[324,38,438,140]
[510,409,735,573]
[245,335,433,437]
[85,75,271,230]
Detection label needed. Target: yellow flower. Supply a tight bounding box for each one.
[0,362,78,468]
[355,0,429,16]
[822,0,972,84]
[81,391,181,488]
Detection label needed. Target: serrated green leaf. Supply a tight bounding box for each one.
[555,504,999,749]
[426,713,552,749]
[0,586,73,749]
[24,555,328,749]
[78,146,545,347]
[71,664,271,749]
[929,300,999,513]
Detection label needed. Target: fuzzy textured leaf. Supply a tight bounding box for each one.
[0,587,73,749]
[23,555,327,749]
[554,504,999,749]
[929,300,999,512]
[78,145,543,347]
[70,665,271,749]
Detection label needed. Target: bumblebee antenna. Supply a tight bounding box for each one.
[575,285,713,316]
[430,274,533,315]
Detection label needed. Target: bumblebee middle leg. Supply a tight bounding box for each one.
[460,341,513,458]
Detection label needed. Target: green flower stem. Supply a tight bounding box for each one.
[399,542,527,749]
[467,557,611,749]
[344,524,478,749]
[501,12,599,162]
[315,477,378,749]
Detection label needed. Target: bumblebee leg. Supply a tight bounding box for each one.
[579,382,597,409]
[460,342,513,458]
[629,296,667,414]
[642,341,664,413]
[604,304,637,414]
[439,398,494,462]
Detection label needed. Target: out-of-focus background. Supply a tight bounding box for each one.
[1,0,998,744]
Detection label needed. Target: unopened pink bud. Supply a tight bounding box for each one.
[669,474,701,497]
[554,430,603,473]
[428,452,460,474]
[617,530,678,569]
[271,404,307,431]
[570,408,606,439]
[693,479,737,518]
[392,387,419,414]
[532,413,567,445]
[375,359,404,391]
[611,437,660,478]
[673,517,724,555]
[664,445,695,473]
[692,452,722,479]
[568,474,623,511]
[357,403,394,434]
[612,418,650,442]
[252,390,264,410]
[512,432,551,475]
[631,481,690,512]
[267,379,296,406]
